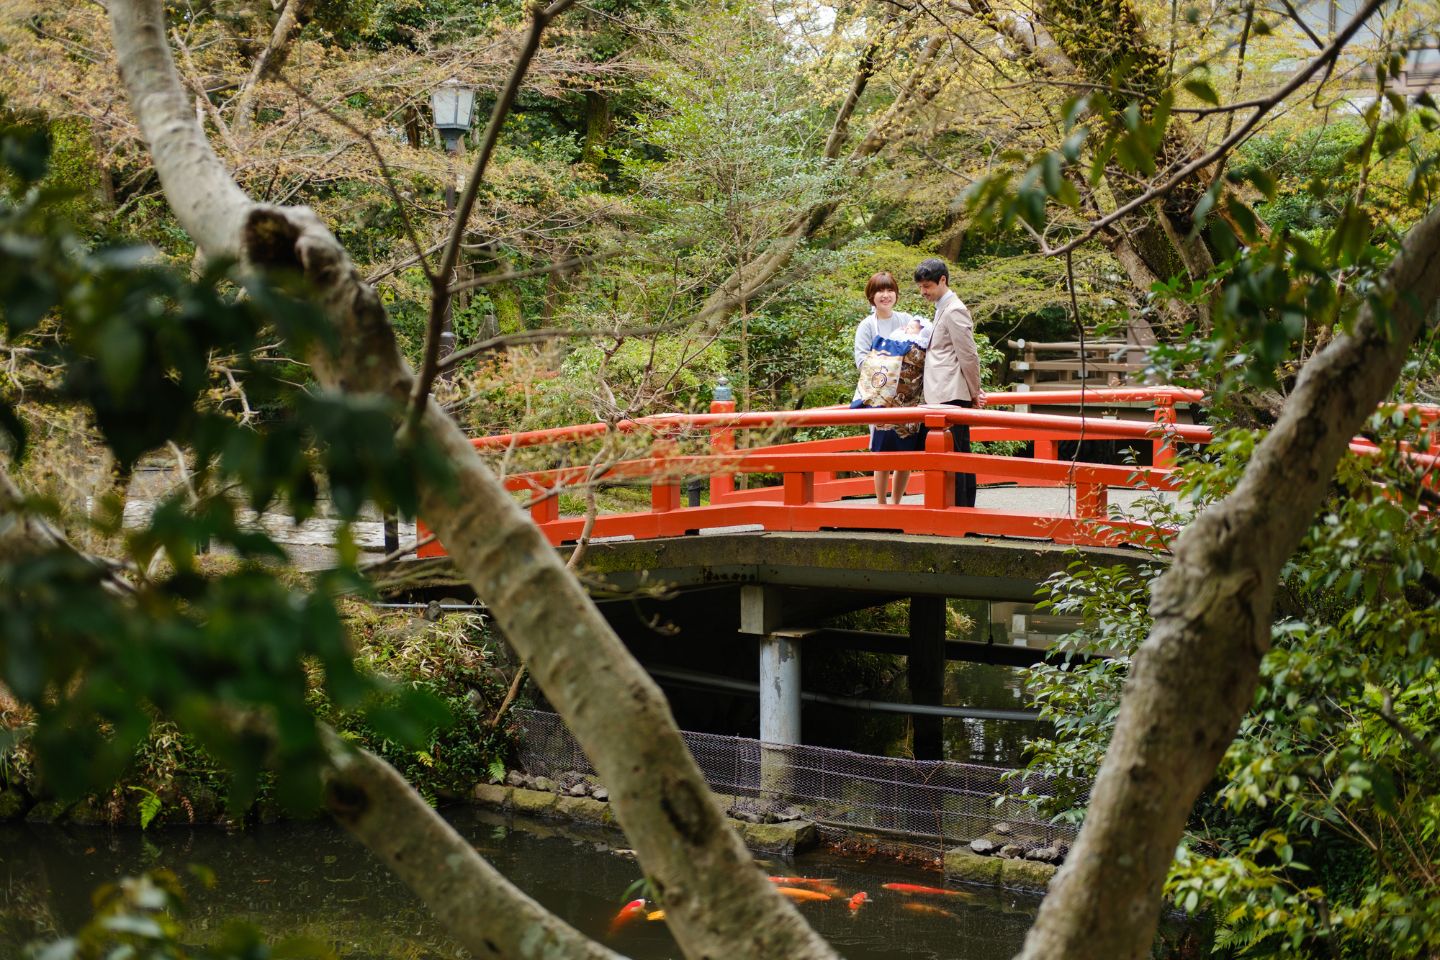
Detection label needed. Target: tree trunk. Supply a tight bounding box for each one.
[1016,201,1440,959]
[107,3,841,959]
[320,733,622,960]
[581,90,611,168]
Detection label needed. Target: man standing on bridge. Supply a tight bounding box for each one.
[915,258,985,508]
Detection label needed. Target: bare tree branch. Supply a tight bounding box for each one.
[447,248,617,294]
[279,76,436,281]
[1034,0,1386,258]
[436,322,674,371]
[408,0,583,437]
[1276,0,1327,51]
[232,0,316,142]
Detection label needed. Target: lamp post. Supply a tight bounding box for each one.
[429,78,476,366]
[386,80,475,557]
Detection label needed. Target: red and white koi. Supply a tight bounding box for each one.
[608,898,647,936]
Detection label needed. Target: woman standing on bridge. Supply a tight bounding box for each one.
[852,271,931,504]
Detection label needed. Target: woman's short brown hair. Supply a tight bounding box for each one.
[865,271,899,304]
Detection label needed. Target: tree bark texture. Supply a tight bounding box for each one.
[108,3,841,959]
[1016,202,1440,960]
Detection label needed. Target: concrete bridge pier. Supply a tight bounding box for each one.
[741,586,801,803]
[908,597,946,760]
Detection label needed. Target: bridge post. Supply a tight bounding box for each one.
[1152,395,1177,469]
[908,596,946,761]
[650,439,680,513]
[531,483,560,524]
[709,376,737,503]
[783,471,814,506]
[923,414,956,510]
[1075,480,1108,519]
[741,586,801,805]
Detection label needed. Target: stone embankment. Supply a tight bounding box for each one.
[479,770,817,856]
[482,770,1062,891]
[943,822,1063,891]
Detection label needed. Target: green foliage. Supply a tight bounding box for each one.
[328,608,517,801]
[129,785,163,829]
[0,126,456,817]
[1007,557,1161,821]
[1015,410,1440,958]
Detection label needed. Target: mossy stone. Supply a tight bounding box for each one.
[471,783,512,809]
[67,797,113,826]
[511,787,557,815]
[24,799,69,823]
[999,856,1056,890]
[556,795,610,824]
[733,819,816,855]
[944,847,1004,885]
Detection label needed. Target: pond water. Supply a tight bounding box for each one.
[1,806,1041,959]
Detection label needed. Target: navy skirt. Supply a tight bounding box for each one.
[869,424,925,453]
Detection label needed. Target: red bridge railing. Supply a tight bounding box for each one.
[418,387,1211,554]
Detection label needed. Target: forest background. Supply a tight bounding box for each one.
[2,0,1440,958]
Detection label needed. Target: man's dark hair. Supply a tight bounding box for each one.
[913,258,949,284]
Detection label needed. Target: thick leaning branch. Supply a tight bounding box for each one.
[108,3,841,959]
[321,733,621,960]
[1017,203,1440,960]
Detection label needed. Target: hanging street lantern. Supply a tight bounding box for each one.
[430,78,475,153]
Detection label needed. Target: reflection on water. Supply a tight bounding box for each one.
[1,807,1040,959]
[803,660,1044,768]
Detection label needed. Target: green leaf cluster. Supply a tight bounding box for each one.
[0,125,457,819]
[1015,410,1440,957]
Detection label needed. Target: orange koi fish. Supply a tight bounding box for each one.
[608,899,646,936]
[882,882,965,897]
[775,886,831,902]
[812,883,849,899]
[646,910,666,921]
[847,891,869,912]
[902,902,959,920]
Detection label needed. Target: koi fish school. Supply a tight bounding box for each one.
[607,877,973,936]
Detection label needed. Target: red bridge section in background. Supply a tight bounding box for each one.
[418,387,1213,554]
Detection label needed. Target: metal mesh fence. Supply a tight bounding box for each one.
[514,709,1077,850]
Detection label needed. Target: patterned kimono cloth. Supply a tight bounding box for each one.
[852,324,931,451]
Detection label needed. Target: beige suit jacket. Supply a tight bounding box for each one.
[922,290,982,404]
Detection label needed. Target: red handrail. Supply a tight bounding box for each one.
[469,387,1207,451]
[409,388,1440,560]
[416,387,1207,556]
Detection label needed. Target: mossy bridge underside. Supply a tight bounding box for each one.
[377,531,1149,758]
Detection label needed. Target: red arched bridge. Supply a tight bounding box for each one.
[418,386,1212,556]
[401,387,1436,759]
